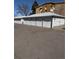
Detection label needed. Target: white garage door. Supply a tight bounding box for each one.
[52,18,65,27]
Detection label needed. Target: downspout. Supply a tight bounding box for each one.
[51,16,53,28]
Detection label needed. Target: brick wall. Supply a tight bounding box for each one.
[36,3,65,16]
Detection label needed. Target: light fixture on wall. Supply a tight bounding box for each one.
[45,7,47,12]
[45,7,47,10]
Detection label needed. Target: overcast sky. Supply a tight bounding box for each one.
[14,0,64,16]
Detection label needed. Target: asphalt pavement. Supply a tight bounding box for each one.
[14,24,65,59]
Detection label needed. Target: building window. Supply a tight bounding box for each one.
[50,7,55,12]
[39,8,43,13]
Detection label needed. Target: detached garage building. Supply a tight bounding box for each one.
[14,12,65,28]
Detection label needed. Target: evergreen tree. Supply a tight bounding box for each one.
[32,0,38,14]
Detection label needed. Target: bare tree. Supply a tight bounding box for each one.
[17,4,29,16]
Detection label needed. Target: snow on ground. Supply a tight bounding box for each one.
[14,12,64,19]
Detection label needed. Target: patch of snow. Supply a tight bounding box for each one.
[14,12,64,19]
